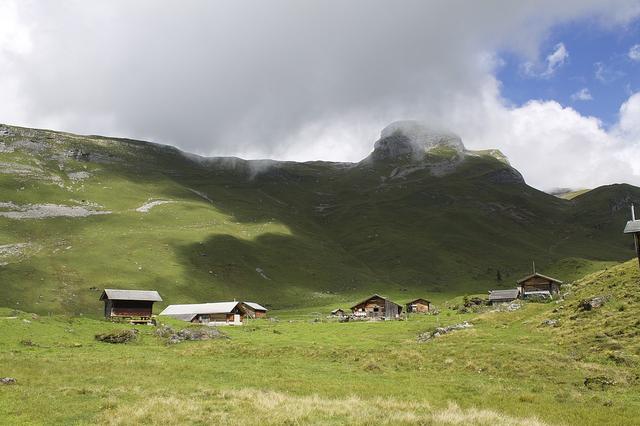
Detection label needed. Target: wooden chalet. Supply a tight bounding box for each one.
[406,298,431,313]
[623,205,640,267]
[516,272,563,299]
[243,301,268,318]
[159,301,266,325]
[351,294,402,320]
[100,289,162,322]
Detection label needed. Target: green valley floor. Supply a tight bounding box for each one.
[2,262,640,425]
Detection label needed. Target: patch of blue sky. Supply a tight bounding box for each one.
[496,16,640,128]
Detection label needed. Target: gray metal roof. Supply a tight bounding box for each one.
[160,302,241,317]
[100,289,162,302]
[624,220,640,234]
[516,272,563,285]
[244,301,267,311]
[488,289,519,300]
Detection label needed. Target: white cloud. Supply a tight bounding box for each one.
[0,1,32,55]
[544,42,569,76]
[448,81,640,190]
[1,1,640,191]
[522,42,569,78]
[629,44,640,61]
[571,87,593,101]
[595,61,625,83]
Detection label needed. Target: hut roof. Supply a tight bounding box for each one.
[406,298,431,305]
[624,220,640,234]
[159,302,241,320]
[100,289,162,302]
[516,272,563,285]
[331,308,344,314]
[350,294,402,310]
[244,301,267,311]
[488,289,519,301]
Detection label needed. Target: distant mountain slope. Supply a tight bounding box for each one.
[1,121,639,315]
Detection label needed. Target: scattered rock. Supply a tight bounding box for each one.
[0,377,17,385]
[67,171,91,182]
[578,296,608,311]
[155,325,227,344]
[0,126,15,137]
[417,321,473,342]
[541,319,559,327]
[135,200,175,213]
[584,376,615,390]
[255,267,271,280]
[0,203,111,220]
[95,329,138,344]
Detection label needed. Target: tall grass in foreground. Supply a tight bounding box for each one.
[100,388,546,426]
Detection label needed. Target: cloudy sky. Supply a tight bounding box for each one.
[1,1,640,190]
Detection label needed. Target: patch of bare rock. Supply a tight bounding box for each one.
[0,202,111,219]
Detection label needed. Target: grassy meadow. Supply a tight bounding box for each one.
[2,259,640,425]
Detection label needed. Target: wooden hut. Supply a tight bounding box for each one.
[351,294,402,320]
[100,289,162,322]
[330,308,345,317]
[243,302,268,319]
[516,272,563,299]
[488,289,519,304]
[159,301,252,325]
[406,298,431,313]
[623,205,640,268]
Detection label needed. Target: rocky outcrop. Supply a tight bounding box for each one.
[95,329,138,344]
[155,325,228,344]
[484,167,525,185]
[371,121,465,162]
[578,296,608,311]
[417,321,473,342]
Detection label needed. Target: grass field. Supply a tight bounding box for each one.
[2,260,640,425]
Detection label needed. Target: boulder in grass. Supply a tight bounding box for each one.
[578,296,608,311]
[156,325,227,345]
[0,378,17,385]
[584,376,615,390]
[95,329,138,344]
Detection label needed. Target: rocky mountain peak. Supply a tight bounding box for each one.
[371,120,465,161]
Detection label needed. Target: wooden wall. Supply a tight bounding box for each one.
[105,300,154,318]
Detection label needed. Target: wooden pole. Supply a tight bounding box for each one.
[635,233,640,269]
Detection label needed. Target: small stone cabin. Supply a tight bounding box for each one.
[406,298,431,313]
[351,294,403,319]
[100,289,162,321]
[330,308,345,317]
[516,272,563,298]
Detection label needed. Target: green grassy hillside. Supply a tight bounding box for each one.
[1,123,639,315]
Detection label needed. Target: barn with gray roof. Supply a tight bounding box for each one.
[100,289,162,322]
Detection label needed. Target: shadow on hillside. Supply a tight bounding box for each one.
[172,232,382,309]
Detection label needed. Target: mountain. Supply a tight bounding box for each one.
[1,121,639,315]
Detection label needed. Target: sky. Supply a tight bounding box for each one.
[1,1,640,191]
